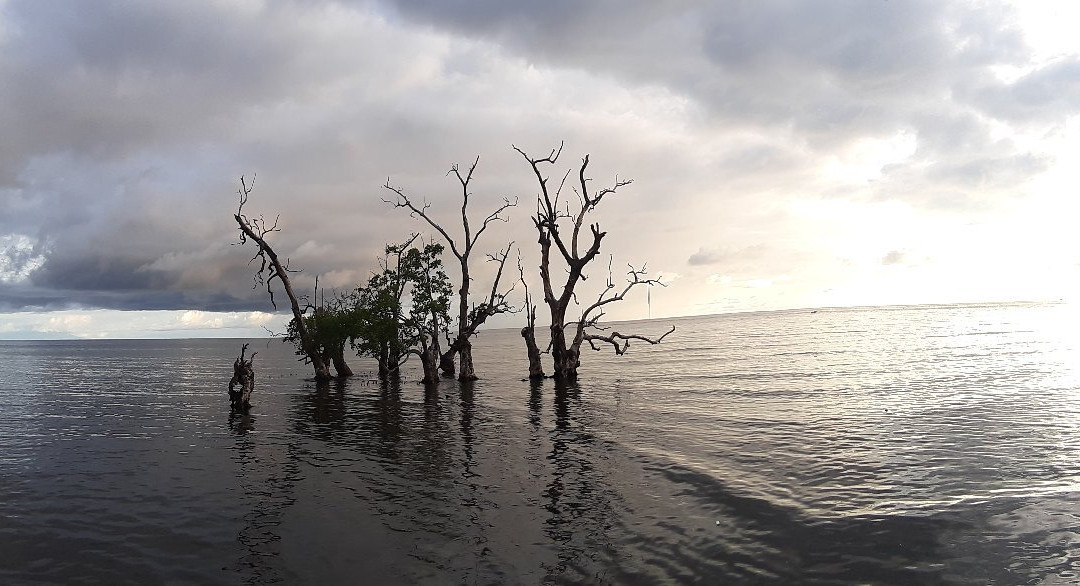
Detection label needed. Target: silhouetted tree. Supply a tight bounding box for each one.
[385,157,516,381]
[514,143,674,380]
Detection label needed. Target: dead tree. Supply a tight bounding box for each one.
[518,252,545,379]
[228,343,256,410]
[234,176,332,383]
[515,143,675,380]
[384,157,516,381]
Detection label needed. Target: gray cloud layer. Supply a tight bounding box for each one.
[0,0,1076,315]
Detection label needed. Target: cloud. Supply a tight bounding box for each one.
[688,244,769,267]
[0,309,286,339]
[969,56,1080,123]
[880,250,905,266]
[377,0,1069,206]
[0,233,48,282]
[0,0,1075,326]
[687,249,723,267]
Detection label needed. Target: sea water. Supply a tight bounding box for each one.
[1,302,1078,584]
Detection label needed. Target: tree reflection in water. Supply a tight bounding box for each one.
[227,402,301,584]
[536,380,621,582]
[228,409,255,436]
[260,374,636,583]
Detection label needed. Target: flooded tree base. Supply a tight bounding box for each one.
[228,344,256,410]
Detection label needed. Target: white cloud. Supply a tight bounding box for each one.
[0,233,48,283]
[0,310,287,339]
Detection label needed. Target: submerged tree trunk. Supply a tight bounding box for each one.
[458,338,477,381]
[417,337,441,385]
[518,261,544,379]
[330,345,353,377]
[439,340,457,377]
[377,341,390,379]
[228,344,256,410]
[455,260,474,382]
[428,302,444,377]
[549,322,579,381]
[388,346,402,377]
[521,325,544,380]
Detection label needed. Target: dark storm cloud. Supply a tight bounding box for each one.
[0,1,361,153]
[31,254,160,292]
[378,0,1022,123]
[0,280,255,312]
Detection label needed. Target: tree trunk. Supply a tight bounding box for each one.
[330,345,353,377]
[458,338,477,381]
[439,343,457,377]
[453,257,472,380]
[377,342,390,380]
[521,325,545,379]
[419,340,441,385]
[429,303,444,373]
[549,323,579,380]
[388,346,402,377]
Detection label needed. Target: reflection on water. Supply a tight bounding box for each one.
[2,303,1080,583]
[229,410,255,436]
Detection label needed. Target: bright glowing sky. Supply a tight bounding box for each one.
[0,0,1078,339]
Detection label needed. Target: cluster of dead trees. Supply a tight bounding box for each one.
[233,143,673,387]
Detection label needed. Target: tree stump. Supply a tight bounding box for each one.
[229,344,256,410]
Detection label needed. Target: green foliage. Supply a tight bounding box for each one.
[281,239,452,376]
[401,242,452,347]
[351,267,407,366]
[284,290,359,364]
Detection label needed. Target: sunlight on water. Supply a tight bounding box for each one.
[1,303,1079,583]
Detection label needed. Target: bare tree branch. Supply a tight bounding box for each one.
[383,181,462,260]
[584,325,676,355]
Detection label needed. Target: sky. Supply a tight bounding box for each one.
[1,0,1078,339]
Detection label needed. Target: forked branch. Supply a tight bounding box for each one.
[584,325,676,355]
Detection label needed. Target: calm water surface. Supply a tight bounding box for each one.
[2,303,1080,584]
